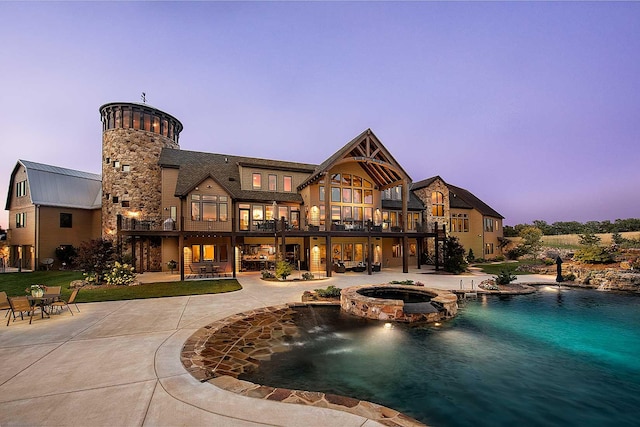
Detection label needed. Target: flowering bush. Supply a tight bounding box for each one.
[104,262,136,286]
[26,284,46,296]
[83,272,99,285]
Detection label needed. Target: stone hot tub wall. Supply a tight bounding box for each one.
[340,284,458,323]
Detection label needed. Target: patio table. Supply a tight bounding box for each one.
[28,293,60,318]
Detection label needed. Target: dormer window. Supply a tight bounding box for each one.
[252,173,261,190]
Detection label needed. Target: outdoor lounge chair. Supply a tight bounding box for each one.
[51,288,80,315]
[333,262,346,273]
[6,296,37,325]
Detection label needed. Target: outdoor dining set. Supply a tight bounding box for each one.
[1,286,80,326]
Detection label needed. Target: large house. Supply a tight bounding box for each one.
[5,102,503,275]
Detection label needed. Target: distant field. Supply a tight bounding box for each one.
[510,232,640,249]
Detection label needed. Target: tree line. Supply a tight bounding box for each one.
[504,218,640,237]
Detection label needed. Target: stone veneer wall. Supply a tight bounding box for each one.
[340,284,458,323]
[102,126,179,271]
[412,179,450,232]
[102,128,178,235]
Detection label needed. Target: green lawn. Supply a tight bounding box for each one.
[472,260,542,275]
[0,271,242,302]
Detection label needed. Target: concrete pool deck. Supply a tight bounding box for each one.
[0,268,556,426]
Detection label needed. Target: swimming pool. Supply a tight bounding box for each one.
[239,288,640,426]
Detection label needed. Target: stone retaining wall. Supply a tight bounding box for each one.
[566,266,640,292]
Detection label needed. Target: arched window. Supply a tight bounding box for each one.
[431,191,444,217]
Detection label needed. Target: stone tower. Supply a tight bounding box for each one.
[99,102,183,239]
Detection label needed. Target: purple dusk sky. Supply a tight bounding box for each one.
[1,2,639,230]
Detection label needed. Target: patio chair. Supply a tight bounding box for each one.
[6,296,37,325]
[0,291,10,318]
[45,286,61,296]
[204,263,216,278]
[218,263,230,277]
[51,288,80,315]
[187,264,200,279]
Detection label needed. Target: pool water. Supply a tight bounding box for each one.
[239,288,640,426]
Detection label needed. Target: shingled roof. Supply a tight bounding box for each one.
[159,148,316,203]
[381,192,425,211]
[412,175,503,219]
[448,184,503,218]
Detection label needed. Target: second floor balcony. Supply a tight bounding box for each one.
[118,215,434,234]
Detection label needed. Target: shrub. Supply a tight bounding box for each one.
[480,279,499,290]
[75,238,115,284]
[443,236,468,274]
[563,272,576,281]
[506,246,527,260]
[574,246,614,264]
[578,232,602,246]
[275,260,293,280]
[261,270,275,279]
[390,280,414,285]
[55,245,77,267]
[519,226,543,258]
[467,249,475,263]
[611,232,625,245]
[494,269,517,285]
[314,285,342,298]
[104,262,136,286]
[543,257,555,266]
[302,272,314,280]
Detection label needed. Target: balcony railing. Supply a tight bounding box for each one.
[245,220,300,233]
[119,215,433,234]
[183,219,232,232]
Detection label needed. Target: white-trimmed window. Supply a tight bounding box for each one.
[191,194,228,222]
[16,180,27,197]
[451,213,469,232]
[484,218,494,232]
[268,174,277,191]
[283,176,292,192]
[252,173,262,190]
[16,212,26,228]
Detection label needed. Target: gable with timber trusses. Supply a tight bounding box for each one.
[298,129,412,191]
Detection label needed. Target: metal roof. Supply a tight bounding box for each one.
[16,160,102,209]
